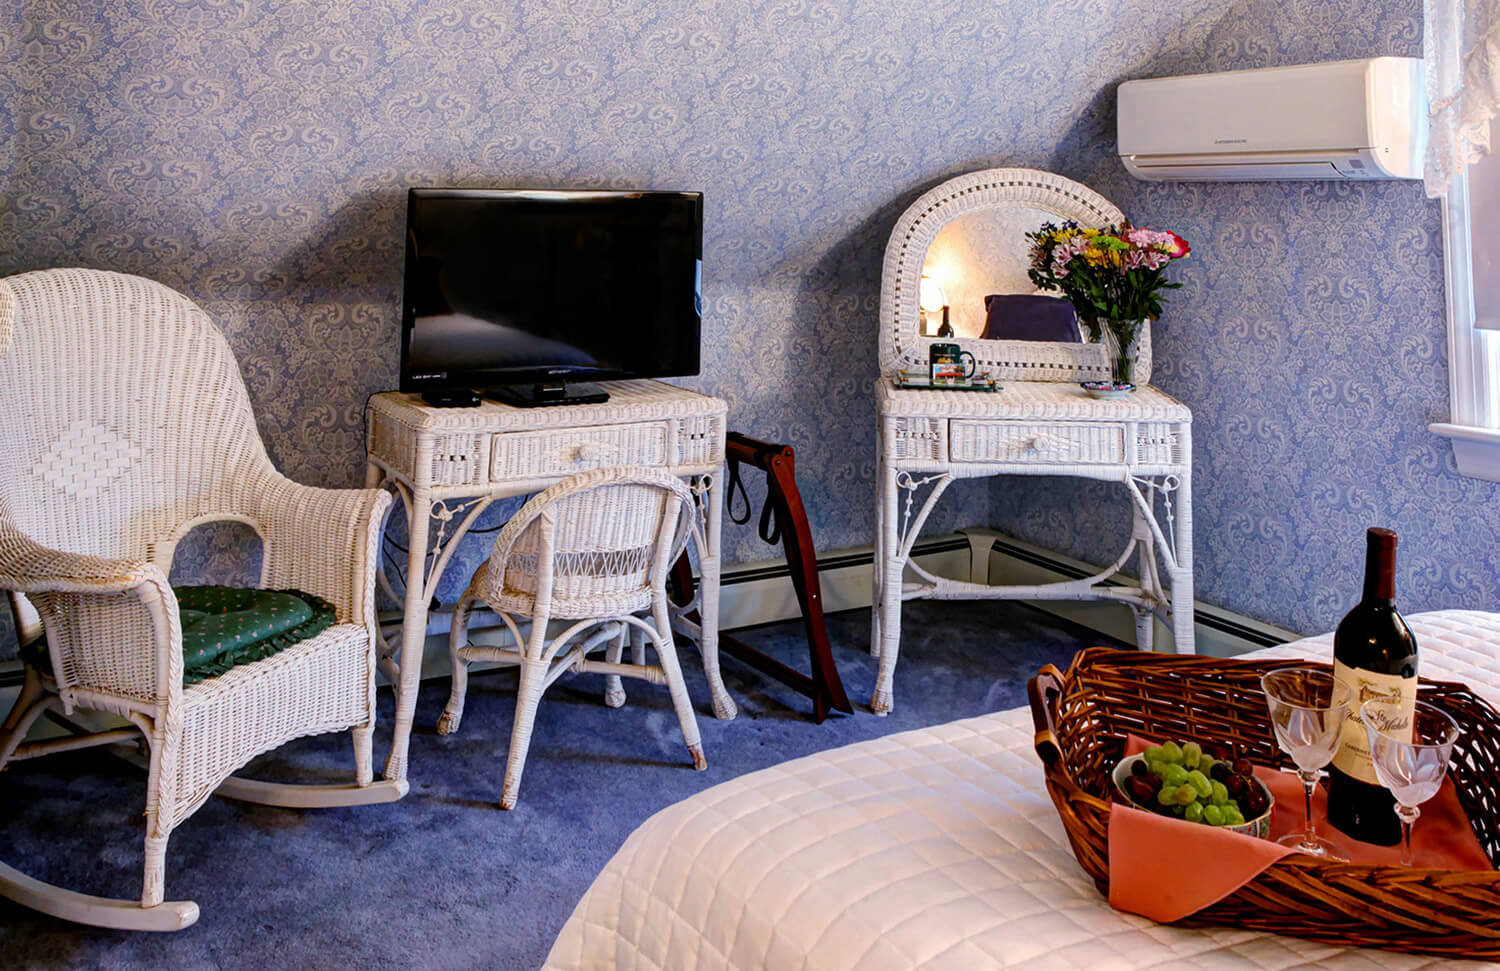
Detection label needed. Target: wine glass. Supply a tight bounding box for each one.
[1362,699,1461,866]
[1261,667,1352,857]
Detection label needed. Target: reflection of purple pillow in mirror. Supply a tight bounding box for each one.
[981,294,1081,342]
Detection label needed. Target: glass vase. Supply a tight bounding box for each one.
[1101,320,1139,388]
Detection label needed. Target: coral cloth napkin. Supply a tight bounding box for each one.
[1108,735,1492,922]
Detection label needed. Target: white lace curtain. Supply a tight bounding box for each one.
[1426,0,1500,197]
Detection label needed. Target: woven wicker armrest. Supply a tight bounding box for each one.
[0,515,183,706]
[245,476,392,629]
[0,517,163,595]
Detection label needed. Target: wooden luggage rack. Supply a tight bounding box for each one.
[671,432,853,722]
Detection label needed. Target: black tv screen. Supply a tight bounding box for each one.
[400,188,702,402]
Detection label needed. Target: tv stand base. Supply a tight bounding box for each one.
[420,389,482,408]
[489,381,610,408]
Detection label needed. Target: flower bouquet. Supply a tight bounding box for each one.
[1025,222,1190,391]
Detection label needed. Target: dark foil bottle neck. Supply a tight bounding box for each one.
[1362,527,1397,602]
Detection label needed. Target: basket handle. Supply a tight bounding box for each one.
[1028,665,1065,767]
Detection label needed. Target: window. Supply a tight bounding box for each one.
[1431,122,1500,480]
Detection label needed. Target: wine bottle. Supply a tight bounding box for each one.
[1326,527,1418,846]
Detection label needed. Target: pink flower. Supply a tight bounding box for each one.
[1049,234,1091,277]
[1122,227,1189,260]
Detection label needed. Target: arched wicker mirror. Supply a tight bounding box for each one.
[878,168,1152,385]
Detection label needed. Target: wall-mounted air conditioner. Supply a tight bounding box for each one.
[1117,57,1426,182]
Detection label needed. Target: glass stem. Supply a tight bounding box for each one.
[1397,804,1421,866]
[1299,769,1319,846]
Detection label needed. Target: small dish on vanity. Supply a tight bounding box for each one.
[1081,381,1135,400]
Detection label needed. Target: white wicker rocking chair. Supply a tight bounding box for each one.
[0,268,405,931]
[438,465,708,810]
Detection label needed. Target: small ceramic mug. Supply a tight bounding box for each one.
[929,343,976,384]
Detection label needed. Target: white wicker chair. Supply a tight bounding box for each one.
[438,465,708,810]
[0,268,404,932]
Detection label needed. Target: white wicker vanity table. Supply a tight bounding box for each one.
[364,380,731,782]
[870,169,1196,715]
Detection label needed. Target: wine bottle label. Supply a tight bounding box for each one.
[1331,659,1415,785]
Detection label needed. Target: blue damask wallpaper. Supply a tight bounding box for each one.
[0,0,1489,659]
[993,0,1497,635]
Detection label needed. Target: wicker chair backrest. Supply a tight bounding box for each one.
[0,268,274,565]
[490,467,698,607]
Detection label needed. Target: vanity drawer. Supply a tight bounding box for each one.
[949,421,1126,465]
[490,422,670,480]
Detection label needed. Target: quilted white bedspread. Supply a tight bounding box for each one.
[545,610,1500,970]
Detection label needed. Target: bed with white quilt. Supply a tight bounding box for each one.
[545,610,1500,970]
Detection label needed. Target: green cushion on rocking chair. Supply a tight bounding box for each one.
[19,585,338,685]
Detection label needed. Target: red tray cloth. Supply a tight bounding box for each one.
[1109,735,1493,922]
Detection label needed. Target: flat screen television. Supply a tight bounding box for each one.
[400,187,703,407]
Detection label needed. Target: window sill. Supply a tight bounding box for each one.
[1431,422,1500,481]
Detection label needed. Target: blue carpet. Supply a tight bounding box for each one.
[0,600,1119,970]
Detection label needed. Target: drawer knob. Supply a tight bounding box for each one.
[575,442,611,463]
[1023,433,1072,454]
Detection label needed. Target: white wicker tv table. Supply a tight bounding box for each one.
[872,378,1195,715]
[364,380,730,782]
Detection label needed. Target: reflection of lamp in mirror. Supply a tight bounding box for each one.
[919,276,952,337]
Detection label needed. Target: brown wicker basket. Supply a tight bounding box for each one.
[1028,647,1500,958]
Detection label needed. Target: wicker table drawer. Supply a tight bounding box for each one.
[949,420,1126,464]
[489,422,669,480]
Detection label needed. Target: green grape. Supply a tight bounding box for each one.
[1159,741,1183,764]
[1174,784,1197,806]
[1202,804,1224,826]
[1147,760,1168,781]
[1156,786,1177,806]
[1185,770,1212,798]
[1182,741,1202,769]
[1143,745,1166,763]
[1223,807,1245,826]
[1184,802,1204,823]
[1210,781,1229,805]
[1160,763,1189,787]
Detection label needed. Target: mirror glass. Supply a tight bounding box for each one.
[918,207,1093,344]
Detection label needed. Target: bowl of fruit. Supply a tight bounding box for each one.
[1111,740,1274,838]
